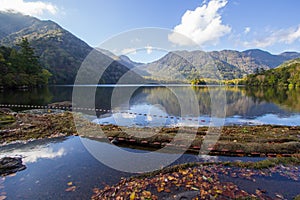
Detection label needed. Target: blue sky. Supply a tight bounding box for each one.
[1,0,300,62]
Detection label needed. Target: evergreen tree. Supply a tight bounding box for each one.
[17,38,41,74]
[0,39,52,88]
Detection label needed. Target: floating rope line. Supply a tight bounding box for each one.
[0,104,209,123]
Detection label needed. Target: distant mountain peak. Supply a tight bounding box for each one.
[140,49,300,81]
[0,12,144,84]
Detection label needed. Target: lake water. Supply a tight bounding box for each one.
[1,85,300,199]
[1,85,300,126]
[0,136,299,199]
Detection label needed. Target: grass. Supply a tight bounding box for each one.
[0,113,15,126]
[134,156,300,180]
[223,156,300,169]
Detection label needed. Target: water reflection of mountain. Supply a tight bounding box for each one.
[0,87,53,106]
[245,87,300,113]
[1,86,299,119]
[130,86,299,118]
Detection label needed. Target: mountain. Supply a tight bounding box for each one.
[0,12,93,84]
[96,48,144,69]
[2,12,299,84]
[119,55,144,68]
[141,49,300,81]
[279,52,300,60]
[244,58,300,87]
[0,12,144,85]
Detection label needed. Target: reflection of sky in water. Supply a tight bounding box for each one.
[225,114,300,126]
[93,103,300,127]
[94,104,181,127]
[0,136,257,199]
[0,146,65,163]
[1,137,298,199]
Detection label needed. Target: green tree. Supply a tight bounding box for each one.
[17,38,41,74]
[0,40,52,88]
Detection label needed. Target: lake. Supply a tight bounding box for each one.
[1,85,300,199]
[1,85,300,126]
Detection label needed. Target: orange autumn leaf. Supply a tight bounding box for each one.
[167,176,176,181]
[65,186,76,192]
[179,169,188,175]
[157,187,164,193]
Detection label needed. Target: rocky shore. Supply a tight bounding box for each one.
[0,109,300,157]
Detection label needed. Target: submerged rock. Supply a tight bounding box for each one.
[0,157,26,176]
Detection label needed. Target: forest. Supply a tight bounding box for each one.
[243,59,300,88]
[0,38,51,88]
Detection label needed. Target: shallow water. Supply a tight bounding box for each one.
[0,136,299,199]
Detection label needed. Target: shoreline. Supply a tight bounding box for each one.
[0,109,300,157]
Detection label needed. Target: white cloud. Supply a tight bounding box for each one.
[121,48,137,55]
[243,26,300,48]
[0,0,58,16]
[145,45,153,54]
[244,27,251,34]
[168,0,231,46]
[1,147,65,163]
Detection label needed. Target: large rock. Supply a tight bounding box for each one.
[0,157,26,176]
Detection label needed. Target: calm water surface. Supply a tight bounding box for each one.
[1,85,300,199]
[1,85,300,126]
[0,136,299,199]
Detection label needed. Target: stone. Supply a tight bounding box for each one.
[0,157,26,176]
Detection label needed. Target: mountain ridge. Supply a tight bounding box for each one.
[1,11,300,84]
[140,49,300,81]
[0,11,144,84]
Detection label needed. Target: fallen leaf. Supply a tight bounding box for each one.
[130,192,135,200]
[65,186,76,192]
[142,190,151,198]
[179,169,188,175]
[157,187,164,193]
[0,196,6,200]
[164,188,171,193]
[216,189,222,194]
[167,176,176,181]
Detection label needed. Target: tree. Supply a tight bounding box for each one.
[17,38,41,74]
[0,40,52,88]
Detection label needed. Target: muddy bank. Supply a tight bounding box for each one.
[92,156,300,200]
[0,110,300,156]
